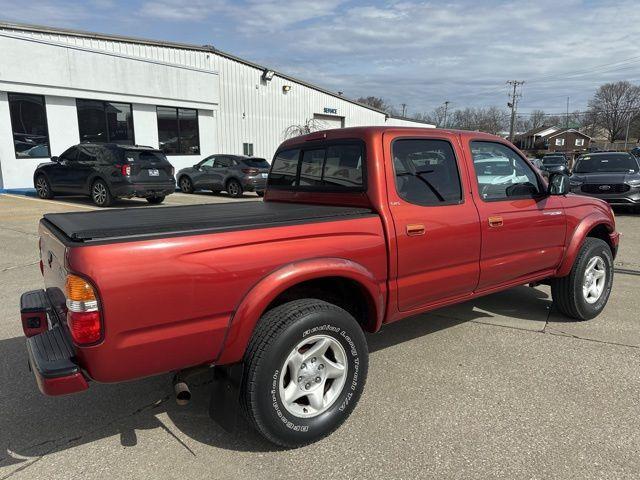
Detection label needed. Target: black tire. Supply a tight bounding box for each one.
[226,179,243,198]
[241,299,368,448]
[551,237,613,321]
[90,179,113,207]
[179,176,194,193]
[34,174,54,199]
[256,191,265,197]
[146,195,165,205]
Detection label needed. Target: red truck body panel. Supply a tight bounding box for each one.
[28,126,618,393]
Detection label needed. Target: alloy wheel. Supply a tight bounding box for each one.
[278,335,348,418]
[93,182,107,205]
[583,256,606,304]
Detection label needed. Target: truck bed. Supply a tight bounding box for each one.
[42,201,375,243]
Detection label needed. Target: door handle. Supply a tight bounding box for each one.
[488,216,504,228]
[406,224,425,236]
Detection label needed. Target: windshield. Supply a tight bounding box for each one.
[574,154,638,173]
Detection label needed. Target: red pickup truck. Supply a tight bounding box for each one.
[21,127,619,447]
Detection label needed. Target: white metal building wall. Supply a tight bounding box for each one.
[0,24,432,189]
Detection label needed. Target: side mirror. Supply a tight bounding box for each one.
[549,173,570,195]
[51,156,59,163]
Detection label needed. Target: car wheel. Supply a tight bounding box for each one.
[34,175,54,199]
[179,176,194,193]
[146,195,165,205]
[256,191,265,197]
[91,179,113,207]
[551,238,613,321]
[240,299,368,448]
[226,179,243,198]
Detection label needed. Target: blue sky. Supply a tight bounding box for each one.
[1,0,639,117]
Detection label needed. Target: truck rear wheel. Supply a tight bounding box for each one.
[240,299,368,448]
[551,238,613,321]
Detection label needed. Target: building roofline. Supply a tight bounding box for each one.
[0,20,388,115]
[546,128,592,140]
[387,114,434,126]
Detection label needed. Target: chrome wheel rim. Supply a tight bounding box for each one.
[93,183,107,205]
[278,335,348,418]
[228,182,240,196]
[583,256,606,304]
[180,178,190,192]
[35,177,48,197]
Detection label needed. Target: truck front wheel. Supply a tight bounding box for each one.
[551,238,613,321]
[240,299,368,448]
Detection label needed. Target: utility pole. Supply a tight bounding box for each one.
[507,81,524,142]
[401,103,407,117]
[566,97,570,128]
[442,100,450,128]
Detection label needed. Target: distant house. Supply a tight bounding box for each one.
[515,126,591,154]
[546,128,591,153]
[515,125,560,150]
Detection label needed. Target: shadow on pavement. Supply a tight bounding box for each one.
[1,285,555,464]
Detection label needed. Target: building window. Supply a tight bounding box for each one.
[575,138,585,147]
[555,138,565,146]
[8,93,50,158]
[156,107,200,155]
[76,99,134,144]
[243,143,254,156]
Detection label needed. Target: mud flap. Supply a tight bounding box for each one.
[208,363,244,432]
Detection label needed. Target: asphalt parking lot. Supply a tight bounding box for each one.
[1,193,639,480]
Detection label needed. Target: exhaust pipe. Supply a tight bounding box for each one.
[174,376,191,406]
[172,365,211,406]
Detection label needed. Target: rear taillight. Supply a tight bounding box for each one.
[170,166,175,177]
[65,274,102,345]
[118,164,131,176]
[242,168,259,175]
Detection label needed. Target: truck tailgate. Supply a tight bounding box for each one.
[43,201,375,242]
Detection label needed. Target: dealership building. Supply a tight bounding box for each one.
[0,22,431,191]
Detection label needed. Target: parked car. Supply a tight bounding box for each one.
[540,154,569,173]
[21,127,618,448]
[177,155,269,198]
[33,143,175,207]
[570,152,640,210]
[630,146,640,159]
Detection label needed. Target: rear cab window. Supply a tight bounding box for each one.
[269,141,365,191]
[391,139,462,206]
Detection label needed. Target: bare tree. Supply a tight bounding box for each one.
[283,118,325,139]
[448,106,508,134]
[355,96,395,114]
[528,109,547,130]
[414,104,448,127]
[587,81,640,142]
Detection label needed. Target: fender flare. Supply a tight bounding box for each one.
[556,212,615,277]
[214,257,385,364]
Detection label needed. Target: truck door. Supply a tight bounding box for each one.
[466,140,566,290]
[385,133,481,311]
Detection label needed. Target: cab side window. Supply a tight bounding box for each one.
[392,139,462,206]
[59,146,78,163]
[470,141,541,201]
[213,157,232,168]
[200,156,215,168]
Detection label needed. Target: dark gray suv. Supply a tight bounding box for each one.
[177,155,269,198]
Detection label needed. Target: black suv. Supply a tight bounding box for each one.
[177,155,270,198]
[33,143,176,207]
[570,152,640,210]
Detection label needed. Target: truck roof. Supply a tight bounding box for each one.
[278,126,504,150]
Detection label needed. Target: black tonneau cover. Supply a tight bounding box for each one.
[43,201,374,243]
